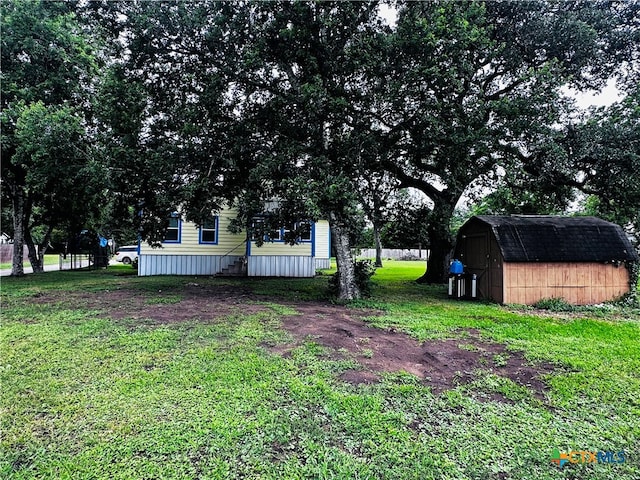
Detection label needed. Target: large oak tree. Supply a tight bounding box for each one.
[378,0,639,282]
[233,1,388,299]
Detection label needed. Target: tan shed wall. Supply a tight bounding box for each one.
[503,262,631,305]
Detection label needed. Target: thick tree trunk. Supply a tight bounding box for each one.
[25,226,50,273]
[10,189,25,276]
[329,211,361,300]
[25,240,43,273]
[417,203,455,284]
[373,223,383,268]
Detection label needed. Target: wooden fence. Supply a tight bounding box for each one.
[355,248,429,260]
[0,244,30,263]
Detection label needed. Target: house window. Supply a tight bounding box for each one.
[282,223,294,241]
[284,222,312,242]
[199,217,218,244]
[251,218,265,241]
[164,216,181,243]
[298,221,312,241]
[251,218,311,242]
[269,226,281,241]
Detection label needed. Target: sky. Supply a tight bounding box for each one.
[572,79,622,109]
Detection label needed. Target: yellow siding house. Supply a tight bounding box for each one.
[138,209,330,277]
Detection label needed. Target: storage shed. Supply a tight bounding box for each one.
[454,215,638,305]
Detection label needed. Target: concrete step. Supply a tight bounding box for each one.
[217,258,246,277]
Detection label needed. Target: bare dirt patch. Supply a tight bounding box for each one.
[273,303,556,400]
[31,286,555,399]
[32,283,267,324]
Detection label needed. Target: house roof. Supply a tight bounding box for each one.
[467,215,639,263]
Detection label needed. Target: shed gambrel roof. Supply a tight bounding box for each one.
[470,215,639,263]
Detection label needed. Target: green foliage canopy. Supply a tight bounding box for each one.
[376,0,639,282]
[1,0,103,273]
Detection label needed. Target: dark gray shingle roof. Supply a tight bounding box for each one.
[471,215,639,262]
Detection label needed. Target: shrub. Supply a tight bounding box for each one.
[533,297,575,312]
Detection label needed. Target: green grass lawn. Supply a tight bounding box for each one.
[1,261,639,479]
[0,254,62,271]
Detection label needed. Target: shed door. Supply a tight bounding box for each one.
[462,233,489,299]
